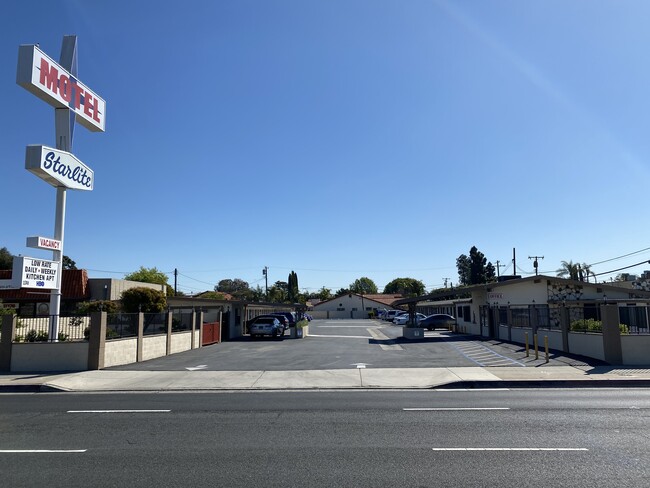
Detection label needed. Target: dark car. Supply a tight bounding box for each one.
[419,314,456,331]
[248,316,284,339]
[270,311,296,327]
[247,314,290,334]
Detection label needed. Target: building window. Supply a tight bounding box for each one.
[351,308,358,312]
[337,307,345,311]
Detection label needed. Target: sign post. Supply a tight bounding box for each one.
[16,36,105,341]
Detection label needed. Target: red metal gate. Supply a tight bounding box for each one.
[202,321,221,345]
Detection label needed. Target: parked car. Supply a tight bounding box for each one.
[393,312,426,325]
[269,312,296,328]
[247,314,288,333]
[248,316,284,339]
[419,314,456,331]
[383,310,404,322]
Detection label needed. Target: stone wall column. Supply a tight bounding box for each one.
[0,314,17,372]
[136,312,144,362]
[166,311,173,356]
[601,304,623,365]
[87,312,107,370]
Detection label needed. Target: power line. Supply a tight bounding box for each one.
[588,246,650,267]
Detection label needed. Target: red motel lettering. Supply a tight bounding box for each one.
[38,57,102,124]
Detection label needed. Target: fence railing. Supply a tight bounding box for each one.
[13,315,89,342]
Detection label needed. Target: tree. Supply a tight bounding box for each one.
[383,278,425,297]
[124,266,172,296]
[268,281,288,303]
[62,255,77,270]
[287,271,299,303]
[197,291,226,300]
[0,247,13,270]
[456,246,496,285]
[335,288,351,297]
[125,266,169,285]
[121,287,167,313]
[316,287,332,301]
[349,277,378,295]
[556,260,580,281]
[215,278,252,300]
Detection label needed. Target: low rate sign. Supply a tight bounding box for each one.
[14,256,60,290]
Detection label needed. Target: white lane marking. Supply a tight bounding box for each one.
[186,365,207,371]
[435,388,511,392]
[431,448,588,451]
[368,327,404,351]
[404,407,510,411]
[0,450,87,453]
[308,334,371,339]
[352,363,368,369]
[67,410,170,413]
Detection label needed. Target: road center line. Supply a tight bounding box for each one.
[0,450,87,453]
[431,448,588,451]
[67,410,171,413]
[404,408,510,411]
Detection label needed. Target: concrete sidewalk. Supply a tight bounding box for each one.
[2,365,650,392]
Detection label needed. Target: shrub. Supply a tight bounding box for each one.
[296,319,309,329]
[77,300,119,314]
[571,318,630,334]
[25,330,49,342]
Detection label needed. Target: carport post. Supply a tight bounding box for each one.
[191,309,196,349]
[197,308,204,348]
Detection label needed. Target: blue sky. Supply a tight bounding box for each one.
[2,0,650,295]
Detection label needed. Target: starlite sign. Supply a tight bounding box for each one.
[25,145,93,190]
[16,44,106,132]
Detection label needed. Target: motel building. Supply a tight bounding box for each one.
[394,275,650,366]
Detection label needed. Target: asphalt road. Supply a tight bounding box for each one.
[109,319,597,371]
[1,389,649,487]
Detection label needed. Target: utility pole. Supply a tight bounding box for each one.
[174,268,178,295]
[262,266,268,300]
[443,278,450,288]
[528,255,544,276]
[495,260,506,278]
[512,248,517,276]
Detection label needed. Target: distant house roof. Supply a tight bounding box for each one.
[0,269,90,301]
[313,292,403,309]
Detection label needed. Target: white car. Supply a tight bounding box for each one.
[393,312,426,325]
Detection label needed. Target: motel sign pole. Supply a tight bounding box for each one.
[48,36,78,340]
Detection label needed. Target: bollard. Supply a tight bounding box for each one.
[534,334,539,360]
[525,332,529,357]
[545,336,549,363]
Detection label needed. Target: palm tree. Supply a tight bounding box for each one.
[556,260,580,281]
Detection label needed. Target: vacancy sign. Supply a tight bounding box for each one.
[16,44,105,132]
[25,145,94,191]
[26,236,62,251]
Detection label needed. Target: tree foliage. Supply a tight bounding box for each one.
[287,271,299,303]
[456,246,496,286]
[215,278,253,300]
[349,277,378,295]
[0,247,13,270]
[62,255,77,270]
[556,260,593,282]
[383,278,425,297]
[121,287,167,313]
[268,281,288,303]
[125,266,169,285]
[77,300,119,314]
